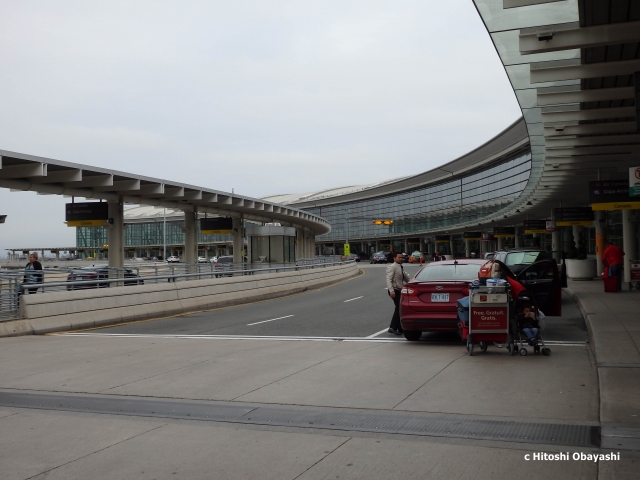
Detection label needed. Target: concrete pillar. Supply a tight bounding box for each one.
[419,238,425,254]
[497,237,503,251]
[464,239,470,257]
[232,217,244,262]
[594,211,606,275]
[622,209,634,283]
[108,200,124,268]
[375,240,380,252]
[449,235,454,258]
[514,226,522,248]
[55,251,60,261]
[403,239,408,254]
[295,229,303,260]
[183,209,197,265]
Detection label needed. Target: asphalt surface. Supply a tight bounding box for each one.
[99,263,588,343]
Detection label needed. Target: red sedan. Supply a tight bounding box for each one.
[400,259,485,341]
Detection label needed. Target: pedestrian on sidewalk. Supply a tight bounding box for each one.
[386,251,409,335]
[602,242,625,292]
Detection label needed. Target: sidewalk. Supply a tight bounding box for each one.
[566,280,640,430]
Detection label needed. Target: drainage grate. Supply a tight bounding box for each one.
[0,391,599,448]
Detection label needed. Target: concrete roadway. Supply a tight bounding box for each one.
[0,263,624,480]
[100,263,589,345]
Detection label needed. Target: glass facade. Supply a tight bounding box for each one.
[306,152,531,241]
[77,221,233,249]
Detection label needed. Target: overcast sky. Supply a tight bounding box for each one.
[0,1,521,257]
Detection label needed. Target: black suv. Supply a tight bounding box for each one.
[491,249,552,275]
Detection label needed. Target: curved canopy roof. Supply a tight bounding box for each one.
[0,149,330,236]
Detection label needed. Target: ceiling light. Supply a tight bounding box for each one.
[552,164,559,169]
[526,201,533,206]
[516,209,521,213]
[503,216,508,219]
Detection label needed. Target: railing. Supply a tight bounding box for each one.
[0,259,354,321]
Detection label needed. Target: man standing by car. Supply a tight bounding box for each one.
[602,241,625,292]
[386,252,409,335]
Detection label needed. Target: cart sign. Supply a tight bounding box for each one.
[201,217,233,234]
[471,307,509,330]
[554,207,594,227]
[65,202,108,227]
[630,167,640,197]
[493,227,515,238]
[523,220,546,234]
[463,231,481,240]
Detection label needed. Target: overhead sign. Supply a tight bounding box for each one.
[592,201,640,211]
[493,227,515,238]
[372,219,393,225]
[589,180,630,204]
[343,244,351,256]
[630,166,640,197]
[554,207,594,226]
[65,202,108,227]
[463,231,481,240]
[435,235,450,243]
[523,220,546,234]
[201,217,233,234]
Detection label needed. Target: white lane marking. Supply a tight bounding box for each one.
[343,296,363,303]
[366,328,390,339]
[59,333,406,343]
[247,315,294,326]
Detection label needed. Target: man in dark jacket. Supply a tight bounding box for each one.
[23,252,43,294]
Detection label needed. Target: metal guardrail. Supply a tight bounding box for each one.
[0,259,353,321]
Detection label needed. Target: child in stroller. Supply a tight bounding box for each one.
[512,292,551,356]
[518,305,539,346]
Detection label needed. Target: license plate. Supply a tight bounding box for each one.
[431,293,449,302]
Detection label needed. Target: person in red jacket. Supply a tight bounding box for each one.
[602,242,625,292]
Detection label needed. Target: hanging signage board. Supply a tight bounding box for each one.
[493,227,515,238]
[523,220,546,234]
[589,180,630,204]
[554,207,594,227]
[592,201,640,211]
[65,202,108,227]
[435,235,450,243]
[462,231,481,240]
[201,217,233,234]
[630,166,640,197]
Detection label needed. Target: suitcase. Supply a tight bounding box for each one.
[603,276,617,292]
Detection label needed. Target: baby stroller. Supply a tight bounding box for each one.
[511,291,551,357]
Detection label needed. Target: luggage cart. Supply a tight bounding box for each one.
[467,285,511,356]
[630,261,640,291]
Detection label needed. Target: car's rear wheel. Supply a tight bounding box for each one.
[403,330,421,341]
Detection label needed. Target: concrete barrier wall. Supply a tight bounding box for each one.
[0,263,359,337]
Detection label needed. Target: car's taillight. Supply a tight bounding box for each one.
[401,287,418,296]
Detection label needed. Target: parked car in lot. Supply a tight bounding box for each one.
[213,255,234,277]
[343,253,360,262]
[197,256,208,263]
[167,256,180,263]
[370,251,389,264]
[66,265,144,290]
[399,258,562,341]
